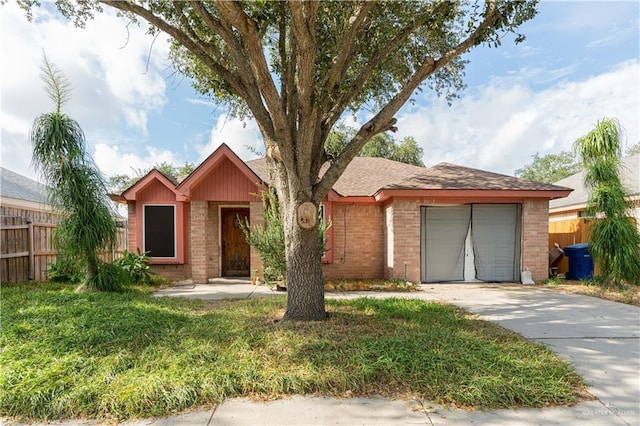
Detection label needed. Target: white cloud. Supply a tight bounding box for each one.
[93,144,182,177]
[0,2,171,179]
[395,60,640,176]
[197,114,263,162]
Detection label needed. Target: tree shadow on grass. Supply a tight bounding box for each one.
[0,287,586,422]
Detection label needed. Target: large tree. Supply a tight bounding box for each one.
[20,1,538,320]
[515,151,581,183]
[326,125,425,166]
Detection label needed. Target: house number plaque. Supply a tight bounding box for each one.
[297,202,317,229]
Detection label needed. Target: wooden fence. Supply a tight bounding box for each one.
[548,218,591,275]
[1,215,126,283]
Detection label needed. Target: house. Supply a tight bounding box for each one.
[549,153,640,274]
[114,144,572,283]
[0,167,59,224]
[550,153,640,226]
[1,168,63,282]
[1,167,128,282]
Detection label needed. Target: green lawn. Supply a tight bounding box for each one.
[1,283,586,422]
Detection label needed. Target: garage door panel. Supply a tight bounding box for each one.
[421,206,470,282]
[421,204,521,283]
[472,204,520,282]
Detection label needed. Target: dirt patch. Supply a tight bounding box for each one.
[324,279,421,292]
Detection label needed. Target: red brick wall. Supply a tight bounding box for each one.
[249,201,265,279]
[322,203,384,280]
[190,201,208,283]
[386,199,421,282]
[207,203,220,278]
[522,199,550,281]
[150,264,191,281]
[127,202,137,252]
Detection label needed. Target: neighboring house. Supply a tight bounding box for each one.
[114,144,571,284]
[548,153,640,274]
[0,168,62,282]
[0,167,59,223]
[550,153,640,230]
[1,167,128,282]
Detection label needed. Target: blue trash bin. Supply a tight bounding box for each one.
[563,243,594,280]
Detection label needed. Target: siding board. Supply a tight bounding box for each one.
[191,158,258,201]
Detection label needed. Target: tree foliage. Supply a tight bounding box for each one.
[240,188,286,284]
[30,55,119,291]
[108,161,196,192]
[239,187,329,286]
[20,1,539,319]
[574,118,640,285]
[514,151,581,183]
[326,124,424,166]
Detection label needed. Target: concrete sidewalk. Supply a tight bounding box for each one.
[10,282,639,425]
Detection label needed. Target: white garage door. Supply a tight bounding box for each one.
[421,204,522,283]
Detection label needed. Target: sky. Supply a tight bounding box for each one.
[1,1,639,185]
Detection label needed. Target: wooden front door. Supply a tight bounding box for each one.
[221,209,250,277]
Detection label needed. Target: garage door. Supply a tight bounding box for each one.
[421,204,522,283]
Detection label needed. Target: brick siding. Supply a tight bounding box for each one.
[522,199,550,281]
[207,203,220,278]
[150,264,191,281]
[127,202,137,252]
[386,199,421,282]
[249,201,265,279]
[190,201,208,283]
[322,203,384,280]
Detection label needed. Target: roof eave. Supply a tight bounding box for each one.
[177,143,265,197]
[121,170,184,202]
[374,189,573,203]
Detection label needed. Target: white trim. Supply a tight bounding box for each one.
[142,203,177,259]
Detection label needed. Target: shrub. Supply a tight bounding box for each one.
[114,249,155,285]
[86,261,127,292]
[239,187,330,285]
[46,257,84,283]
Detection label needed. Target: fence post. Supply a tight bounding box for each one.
[28,221,34,280]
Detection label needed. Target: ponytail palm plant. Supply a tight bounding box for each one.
[31,54,119,290]
[574,118,640,285]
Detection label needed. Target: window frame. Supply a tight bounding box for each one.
[143,204,177,260]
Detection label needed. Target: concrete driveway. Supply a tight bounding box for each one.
[418,284,640,426]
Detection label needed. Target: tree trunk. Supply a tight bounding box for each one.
[280,196,327,321]
[86,255,98,282]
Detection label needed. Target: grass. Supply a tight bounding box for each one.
[1,282,587,422]
[542,279,640,306]
[324,278,421,292]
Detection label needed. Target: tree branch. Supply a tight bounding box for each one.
[214,0,289,160]
[100,0,243,97]
[323,0,453,131]
[189,1,274,136]
[323,0,376,93]
[315,0,502,199]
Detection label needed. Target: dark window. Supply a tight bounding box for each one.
[144,205,175,258]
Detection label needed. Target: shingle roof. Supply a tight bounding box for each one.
[0,167,50,204]
[332,157,428,196]
[388,162,572,192]
[245,157,569,197]
[550,153,640,209]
